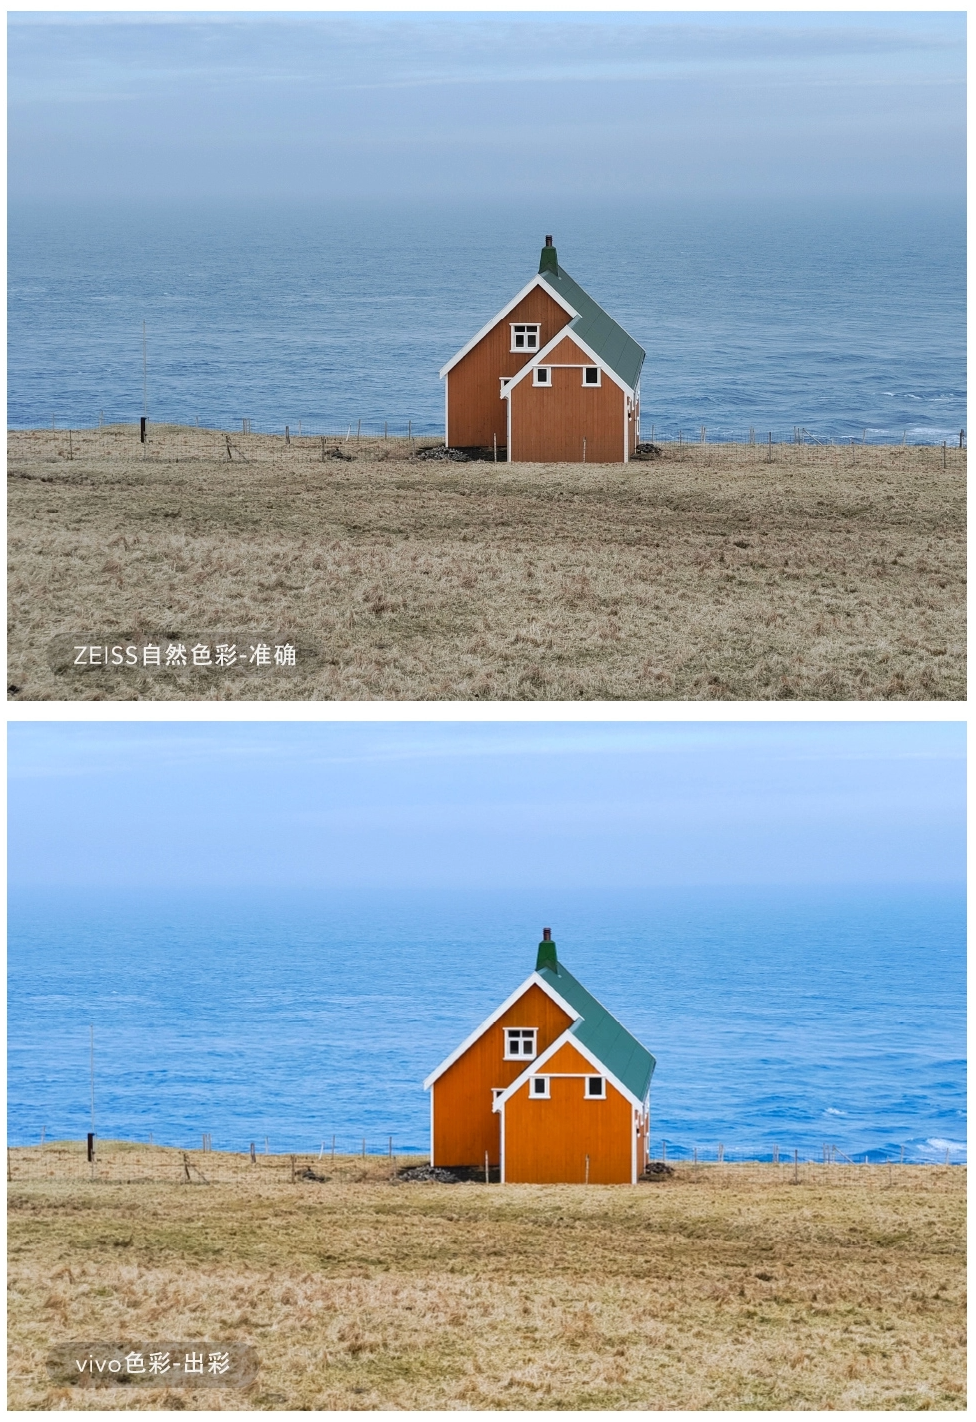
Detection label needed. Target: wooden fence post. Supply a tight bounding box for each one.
[793,1148,799,1184]
[250,1141,256,1165]
[484,1150,489,1185]
[585,1154,590,1185]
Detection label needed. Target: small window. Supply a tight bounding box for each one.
[511,324,540,352]
[583,366,601,386]
[504,1028,537,1059]
[533,367,550,387]
[530,1076,550,1098]
[586,1076,605,1098]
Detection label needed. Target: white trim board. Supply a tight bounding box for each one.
[438,275,578,379]
[502,326,634,399]
[491,1026,644,1112]
[422,972,581,1090]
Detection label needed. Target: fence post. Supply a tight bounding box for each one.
[959,429,965,449]
[485,1150,489,1185]
[384,421,388,440]
[285,425,290,445]
[943,441,947,470]
[585,1154,590,1185]
[793,1148,798,1183]
[140,416,146,444]
[767,432,772,462]
[717,1142,723,1164]
[250,1141,256,1165]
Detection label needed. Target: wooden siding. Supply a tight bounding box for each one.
[431,983,573,1167]
[510,350,626,464]
[446,286,571,449]
[502,1039,635,1184]
[536,334,595,368]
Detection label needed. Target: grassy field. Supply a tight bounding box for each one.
[7,426,966,701]
[8,1142,966,1410]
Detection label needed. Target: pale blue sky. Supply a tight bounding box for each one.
[7,722,965,890]
[8,12,966,201]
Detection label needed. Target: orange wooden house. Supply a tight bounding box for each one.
[423,931,656,1184]
[438,239,645,464]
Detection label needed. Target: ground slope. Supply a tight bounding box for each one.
[7,1146,965,1410]
[7,429,965,700]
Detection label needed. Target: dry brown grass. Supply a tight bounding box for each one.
[8,1141,966,1410]
[7,426,965,701]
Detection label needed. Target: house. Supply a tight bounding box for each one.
[438,238,645,465]
[423,930,655,1184]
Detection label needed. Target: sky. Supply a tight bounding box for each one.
[7,721,965,891]
[7,12,966,203]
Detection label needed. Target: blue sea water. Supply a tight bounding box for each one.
[7,198,966,443]
[7,887,965,1164]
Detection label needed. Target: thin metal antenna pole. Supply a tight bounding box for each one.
[142,321,148,420]
[89,1024,96,1135]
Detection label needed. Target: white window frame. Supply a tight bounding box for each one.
[504,1027,538,1060]
[533,367,551,387]
[529,1076,550,1099]
[510,323,540,353]
[582,366,601,387]
[585,1075,606,1099]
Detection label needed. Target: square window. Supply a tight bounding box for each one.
[583,367,600,386]
[586,1076,605,1098]
[505,1028,537,1059]
[533,368,550,387]
[511,324,540,352]
[530,1076,549,1098]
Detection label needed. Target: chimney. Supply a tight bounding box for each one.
[538,236,558,277]
[536,927,558,972]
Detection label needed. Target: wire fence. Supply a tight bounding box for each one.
[7,421,968,468]
[7,1137,964,1187]
[643,423,966,450]
[7,423,435,467]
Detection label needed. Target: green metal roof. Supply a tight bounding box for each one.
[538,959,655,1102]
[540,265,645,393]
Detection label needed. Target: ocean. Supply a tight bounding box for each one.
[7,198,966,444]
[7,886,965,1164]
